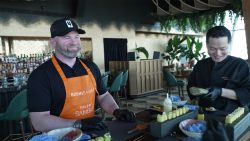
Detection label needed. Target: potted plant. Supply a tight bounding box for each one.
[162,35,187,67]
[181,36,207,67]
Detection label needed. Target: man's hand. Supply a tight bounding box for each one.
[203,87,222,101]
[113,109,136,122]
[80,116,107,131]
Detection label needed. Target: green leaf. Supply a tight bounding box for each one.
[135,47,149,59]
[157,0,242,33]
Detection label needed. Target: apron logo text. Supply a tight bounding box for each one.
[70,88,95,97]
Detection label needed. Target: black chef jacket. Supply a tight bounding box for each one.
[187,56,250,114]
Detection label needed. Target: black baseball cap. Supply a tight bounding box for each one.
[50,18,85,38]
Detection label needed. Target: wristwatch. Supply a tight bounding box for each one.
[73,120,82,129]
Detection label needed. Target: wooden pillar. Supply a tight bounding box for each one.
[242,0,250,63]
[7,37,13,55]
[1,37,6,56]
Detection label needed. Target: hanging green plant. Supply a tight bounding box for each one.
[156,0,242,33]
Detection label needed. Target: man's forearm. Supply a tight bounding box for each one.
[98,92,119,115]
[30,111,76,132]
[221,88,237,100]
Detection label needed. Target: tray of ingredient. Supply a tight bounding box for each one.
[135,108,162,123]
[149,107,198,138]
[148,95,188,113]
[224,107,250,141]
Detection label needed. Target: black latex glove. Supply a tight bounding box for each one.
[202,119,229,141]
[113,109,136,122]
[202,87,222,101]
[80,116,108,131]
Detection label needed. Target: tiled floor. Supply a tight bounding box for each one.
[121,87,189,114]
[102,87,189,120]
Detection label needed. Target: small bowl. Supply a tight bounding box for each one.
[179,119,206,138]
[170,95,181,102]
[47,127,82,141]
[172,100,187,106]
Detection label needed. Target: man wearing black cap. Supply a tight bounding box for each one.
[28,18,135,132]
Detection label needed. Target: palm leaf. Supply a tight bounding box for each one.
[135,47,149,59]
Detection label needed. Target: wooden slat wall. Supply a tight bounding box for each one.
[109,60,163,96]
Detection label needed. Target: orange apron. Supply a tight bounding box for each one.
[51,56,97,119]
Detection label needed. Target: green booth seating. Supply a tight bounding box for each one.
[0,89,33,141]
[163,69,185,98]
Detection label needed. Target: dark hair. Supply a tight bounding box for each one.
[206,26,231,44]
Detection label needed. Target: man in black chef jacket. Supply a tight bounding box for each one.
[187,26,250,116]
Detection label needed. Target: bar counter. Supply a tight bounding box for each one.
[0,85,24,111]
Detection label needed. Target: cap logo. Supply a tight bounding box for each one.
[65,20,73,28]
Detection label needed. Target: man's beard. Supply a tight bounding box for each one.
[57,46,80,58]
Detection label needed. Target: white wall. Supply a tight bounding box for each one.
[0,0,185,71]
[0,16,50,37]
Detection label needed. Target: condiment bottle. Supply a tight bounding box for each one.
[164,93,172,113]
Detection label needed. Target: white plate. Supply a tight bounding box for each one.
[47,127,82,141]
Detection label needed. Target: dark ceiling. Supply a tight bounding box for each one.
[0,0,235,18]
[0,0,80,17]
[152,0,233,15]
